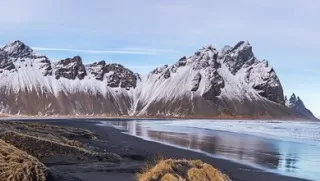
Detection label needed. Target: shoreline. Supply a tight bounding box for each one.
[0,114,314,121]
[29,118,310,181]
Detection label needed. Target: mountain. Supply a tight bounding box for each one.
[0,40,136,115]
[285,94,318,121]
[0,40,317,120]
[134,42,289,118]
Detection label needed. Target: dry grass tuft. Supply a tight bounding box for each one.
[0,139,48,181]
[0,121,121,163]
[0,121,97,147]
[0,131,93,158]
[137,159,231,181]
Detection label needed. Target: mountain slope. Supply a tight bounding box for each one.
[0,41,136,115]
[0,40,317,120]
[285,94,318,121]
[134,42,291,118]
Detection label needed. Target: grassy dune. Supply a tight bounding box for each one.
[0,121,121,163]
[0,139,48,181]
[137,159,231,181]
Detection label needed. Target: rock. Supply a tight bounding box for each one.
[245,60,284,104]
[151,65,169,74]
[0,50,16,71]
[55,56,86,80]
[191,73,202,91]
[177,56,187,66]
[286,93,318,120]
[202,70,225,100]
[37,57,53,76]
[104,64,138,89]
[163,69,171,79]
[220,45,232,57]
[88,61,107,80]
[223,41,256,75]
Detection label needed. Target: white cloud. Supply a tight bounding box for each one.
[31,47,172,55]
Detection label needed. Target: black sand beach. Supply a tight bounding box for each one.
[11,118,310,181]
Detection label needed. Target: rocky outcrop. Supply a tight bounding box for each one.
[55,56,86,80]
[245,60,284,104]
[0,50,15,71]
[191,73,201,91]
[87,61,106,80]
[88,61,137,89]
[104,64,138,89]
[1,40,52,76]
[285,94,318,121]
[222,41,255,75]
[0,40,316,120]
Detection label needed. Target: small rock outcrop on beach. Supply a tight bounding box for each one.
[285,94,318,120]
[0,40,316,120]
[137,159,231,181]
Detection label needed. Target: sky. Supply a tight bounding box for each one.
[0,0,319,117]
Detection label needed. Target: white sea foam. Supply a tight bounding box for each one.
[139,120,320,145]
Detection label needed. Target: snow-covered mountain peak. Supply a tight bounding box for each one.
[148,44,221,81]
[286,93,303,107]
[197,45,217,53]
[149,42,256,79]
[220,45,233,56]
[221,41,256,75]
[2,40,34,58]
[231,41,251,51]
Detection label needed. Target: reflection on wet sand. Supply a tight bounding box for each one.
[111,120,282,169]
[106,120,320,181]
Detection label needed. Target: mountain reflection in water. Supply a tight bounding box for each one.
[104,120,319,181]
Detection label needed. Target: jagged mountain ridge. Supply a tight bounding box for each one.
[0,40,317,120]
[0,41,136,115]
[285,94,318,120]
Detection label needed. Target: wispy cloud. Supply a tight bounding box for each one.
[120,48,177,53]
[31,47,172,55]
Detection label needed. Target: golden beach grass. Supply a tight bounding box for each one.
[0,139,48,181]
[137,159,231,181]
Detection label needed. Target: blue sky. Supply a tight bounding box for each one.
[0,0,319,117]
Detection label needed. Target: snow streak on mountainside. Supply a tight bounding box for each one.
[0,40,317,120]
